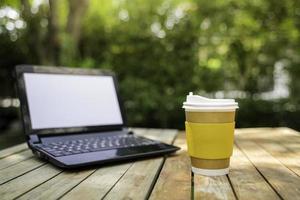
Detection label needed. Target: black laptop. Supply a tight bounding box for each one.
[15,65,179,168]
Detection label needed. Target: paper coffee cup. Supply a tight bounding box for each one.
[183,92,238,176]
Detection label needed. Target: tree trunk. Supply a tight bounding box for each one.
[59,0,89,65]
[67,0,89,50]
[20,0,44,64]
[67,0,89,44]
[47,0,60,65]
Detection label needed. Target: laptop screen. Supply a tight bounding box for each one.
[23,73,123,129]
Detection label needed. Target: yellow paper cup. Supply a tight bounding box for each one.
[183,93,238,176]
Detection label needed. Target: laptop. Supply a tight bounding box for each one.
[15,65,179,168]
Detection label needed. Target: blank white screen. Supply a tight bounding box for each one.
[24,73,123,129]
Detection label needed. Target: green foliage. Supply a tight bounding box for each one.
[237,98,300,131]
[0,0,299,129]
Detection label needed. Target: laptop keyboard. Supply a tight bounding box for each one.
[37,134,160,157]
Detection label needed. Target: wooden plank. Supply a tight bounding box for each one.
[150,133,235,200]
[236,127,300,152]
[194,175,236,200]
[0,164,61,199]
[278,128,300,152]
[254,141,300,177]
[236,127,299,137]
[235,138,300,200]
[61,163,132,200]
[151,132,236,200]
[0,157,45,184]
[0,150,33,170]
[236,128,300,177]
[228,145,280,200]
[0,143,28,159]
[60,128,148,200]
[104,157,164,200]
[17,169,95,200]
[0,128,177,199]
[149,132,191,200]
[103,129,178,200]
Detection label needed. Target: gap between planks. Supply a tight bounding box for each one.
[102,129,178,200]
[1,128,176,200]
[60,128,148,200]
[8,129,146,200]
[60,139,149,200]
[150,131,286,200]
[0,150,34,171]
[0,164,62,199]
[235,129,300,200]
[236,128,300,177]
[0,157,46,185]
[149,132,237,200]
[229,144,281,200]
[0,143,28,159]
[145,128,180,199]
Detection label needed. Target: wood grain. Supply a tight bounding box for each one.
[104,157,165,200]
[0,128,299,200]
[60,128,148,200]
[236,127,300,152]
[18,169,95,200]
[61,163,132,200]
[236,128,300,177]
[235,138,300,200]
[194,175,236,200]
[0,157,45,185]
[0,164,61,199]
[0,143,28,159]
[149,132,191,200]
[228,145,280,200]
[151,132,236,200]
[103,129,178,200]
[0,150,33,170]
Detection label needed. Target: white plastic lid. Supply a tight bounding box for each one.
[183,92,238,112]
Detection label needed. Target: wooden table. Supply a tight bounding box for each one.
[0,127,300,200]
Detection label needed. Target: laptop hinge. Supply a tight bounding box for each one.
[29,134,41,144]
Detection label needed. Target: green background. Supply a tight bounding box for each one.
[0,0,299,135]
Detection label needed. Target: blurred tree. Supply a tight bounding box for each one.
[0,0,299,129]
[46,0,60,64]
[61,0,89,65]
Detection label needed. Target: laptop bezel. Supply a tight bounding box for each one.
[15,65,127,136]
